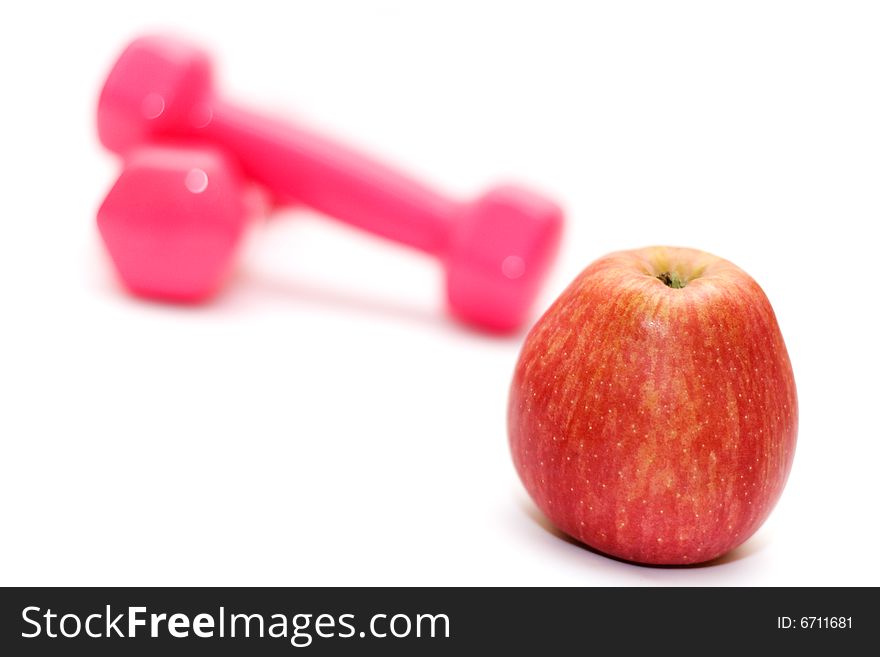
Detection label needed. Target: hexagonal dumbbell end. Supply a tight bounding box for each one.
[97,146,254,301]
[446,186,564,332]
[98,36,214,154]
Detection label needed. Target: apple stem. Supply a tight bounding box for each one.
[657,271,686,289]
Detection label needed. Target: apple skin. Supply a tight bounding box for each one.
[508,246,797,565]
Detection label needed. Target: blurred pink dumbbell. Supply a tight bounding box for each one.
[97,36,563,332]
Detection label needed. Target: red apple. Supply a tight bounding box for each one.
[508,246,797,565]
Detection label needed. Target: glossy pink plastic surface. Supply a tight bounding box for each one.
[98,36,563,331]
[98,146,253,301]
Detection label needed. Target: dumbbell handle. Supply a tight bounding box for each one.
[198,100,460,255]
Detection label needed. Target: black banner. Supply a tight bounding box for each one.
[0,587,872,654]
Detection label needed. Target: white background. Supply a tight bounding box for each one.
[1,1,878,586]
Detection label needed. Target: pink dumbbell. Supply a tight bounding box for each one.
[97,36,563,332]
